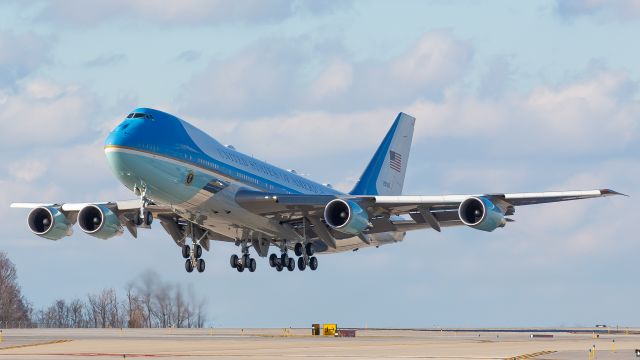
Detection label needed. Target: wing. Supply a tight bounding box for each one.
[235,188,625,244]
[10,200,173,240]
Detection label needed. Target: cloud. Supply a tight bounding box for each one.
[0,31,52,88]
[83,53,126,67]
[24,0,348,27]
[555,0,640,19]
[0,78,98,148]
[179,31,472,119]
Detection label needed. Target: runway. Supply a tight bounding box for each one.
[0,328,639,359]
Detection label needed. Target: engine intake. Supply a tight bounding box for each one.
[27,206,72,240]
[324,199,370,235]
[458,196,506,232]
[78,204,123,240]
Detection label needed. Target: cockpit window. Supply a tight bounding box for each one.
[133,113,146,118]
[126,113,134,118]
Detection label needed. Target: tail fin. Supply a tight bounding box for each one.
[350,112,415,196]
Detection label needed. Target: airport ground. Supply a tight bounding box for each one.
[0,327,639,359]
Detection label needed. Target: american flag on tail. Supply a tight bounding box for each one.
[389,150,402,172]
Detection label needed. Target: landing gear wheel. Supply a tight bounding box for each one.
[237,264,245,272]
[287,257,295,271]
[297,257,306,271]
[182,245,191,259]
[276,264,283,272]
[185,259,194,273]
[305,243,315,256]
[242,254,251,267]
[248,258,257,272]
[280,253,289,265]
[230,254,239,268]
[194,244,202,259]
[196,258,205,273]
[269,254,278,267]
[144,211,153,226]
[135,211,143,226]
[309,256,318,271]
[294,243,303,257]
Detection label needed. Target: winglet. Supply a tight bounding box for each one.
[600,189,629,197]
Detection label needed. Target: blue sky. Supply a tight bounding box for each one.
[0,0,638,327]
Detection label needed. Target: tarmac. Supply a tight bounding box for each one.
[0,327,639,359]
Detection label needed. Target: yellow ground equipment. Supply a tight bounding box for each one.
[323,324,337,336]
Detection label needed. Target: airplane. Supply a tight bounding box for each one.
[11,108,625,273]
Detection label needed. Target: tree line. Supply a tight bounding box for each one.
[0,252,208,329]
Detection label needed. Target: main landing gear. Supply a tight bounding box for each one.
[269,242,318,272]
[230,243,256,273]
[181,222,208,273]
[183,243,205,273]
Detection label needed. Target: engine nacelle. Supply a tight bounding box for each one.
[27,206,72,240]
[77,204,123,240]
[458,196,506,232]
[324,199,370,235]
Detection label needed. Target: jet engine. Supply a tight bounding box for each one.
[27,206,72,240]
[458,196,506,232]
[77,204,123,240]
[323,199,370,235]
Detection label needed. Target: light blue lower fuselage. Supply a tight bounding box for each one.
[104,108,404,252]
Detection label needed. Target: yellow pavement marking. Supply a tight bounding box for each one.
[504,350,557,360]
[0,339,72,351]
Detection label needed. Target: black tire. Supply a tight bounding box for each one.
[194,244,202,259]
[276,264,283,272]
[185,259,194,273]
[197,259,205,273]
[309,256,318,271]
[294,243,303,257]
[237,264,244,272]
[242,254,251,267]
[305,243,315,256]
[135,212,143,226]
[269,253,278,267]
[297,257,306,271]
[287,257,295,271]
[144,211,153,226]
[182,245,191,259]
[280,253,289,265]
[249,258,256,272]
[230,254,239,268]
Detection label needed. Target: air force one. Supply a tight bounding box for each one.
[11,108,624,273]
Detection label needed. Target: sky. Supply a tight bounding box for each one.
[0,0,638,328]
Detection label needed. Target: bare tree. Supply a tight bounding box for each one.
[0,252,32,328]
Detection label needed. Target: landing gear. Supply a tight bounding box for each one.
[181,222,209,273]
[294,242,304,257]
[305,243,315,256]
[287,257,295,271]
[269,253,278,267]
[309,256,318,271]
[297,256,306,271]
[196,258,205,273]
[230,243,257,273]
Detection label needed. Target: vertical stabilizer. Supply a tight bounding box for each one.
[350,112,415,196]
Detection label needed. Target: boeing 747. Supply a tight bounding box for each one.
[11,109,624,273]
